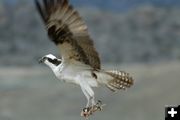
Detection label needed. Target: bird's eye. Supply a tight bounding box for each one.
[47,58,52,62]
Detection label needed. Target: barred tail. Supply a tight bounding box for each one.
[105,70,134,92]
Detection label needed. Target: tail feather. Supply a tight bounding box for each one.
[105,70,134,92]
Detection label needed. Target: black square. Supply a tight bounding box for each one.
[165,105,180,120]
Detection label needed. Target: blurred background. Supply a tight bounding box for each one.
[0,0,180,120]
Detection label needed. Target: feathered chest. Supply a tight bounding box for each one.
[53,63,87,84]
[53,62,98,87]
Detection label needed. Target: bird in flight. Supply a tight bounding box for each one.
[35,0,134,118]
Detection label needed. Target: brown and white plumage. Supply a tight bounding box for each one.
[36,0,134,118]
[35,0,100,69]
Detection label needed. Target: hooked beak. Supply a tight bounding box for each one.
[38,57,46,64]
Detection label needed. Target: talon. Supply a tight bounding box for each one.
[96,106,102,111]
[94,100,105,112]
[80,101,105,118]
[81,107,93,118]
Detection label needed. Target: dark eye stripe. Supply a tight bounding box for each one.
[47,58,61,66]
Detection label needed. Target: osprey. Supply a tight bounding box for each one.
[36,0,134,118]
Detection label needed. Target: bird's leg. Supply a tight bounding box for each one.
[89,96,97,111]
[90,96,95,106]
[86,99,90,108]
[80,82,104,118]
[80,86,93,118]
[82,88,90,108]
[81,97,93,118]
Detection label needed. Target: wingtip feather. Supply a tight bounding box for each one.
[35,0,46,23]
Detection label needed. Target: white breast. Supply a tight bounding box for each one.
[53,62,98,87]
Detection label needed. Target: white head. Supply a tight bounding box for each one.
[39,54,62,69]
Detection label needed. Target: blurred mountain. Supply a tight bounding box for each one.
[0,2,180,66]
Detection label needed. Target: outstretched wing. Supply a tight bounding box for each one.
[35,0,101,69]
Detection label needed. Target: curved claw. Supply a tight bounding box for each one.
[92,100,105,112]
[81,100,105,119]
[81,107,93,119]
